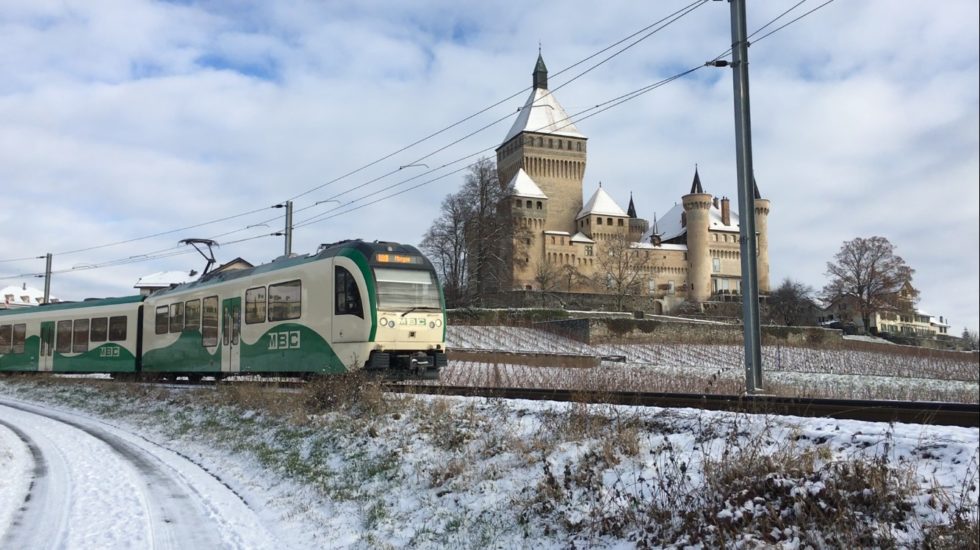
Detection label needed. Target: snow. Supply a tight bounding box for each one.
[1,283,56,307]
[503,88,584,143]
[577,186,628,219]
[644,199,740,243]
[0,326,977,547]
[509,168,547,199]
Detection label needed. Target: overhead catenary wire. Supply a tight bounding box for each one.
[0,0,836,280]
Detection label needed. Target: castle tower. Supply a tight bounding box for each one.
[682,168,713,302]
[627,193,648,242]
[496,53,587,234]
[753,177,771,293]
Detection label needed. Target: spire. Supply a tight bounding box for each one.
[753,176,762,199]
[533,52,548,90]
[690,166,704,194]
[627,192,637,218]
[650,212,662,246]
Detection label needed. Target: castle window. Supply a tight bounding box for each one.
[551,236,555,244]
[515,200,521,208]
[557,140,562,150]
[596,217,602,225]
[567,140,572,149]
[713,258,721,273]
[577,142,582,151]
[617,219,624,226]
[668,281,675,295]
[549,138,554,148]
[536,201,542,209]
[585,245,593,256]
[607,218,613,225]
[537,137,543,146]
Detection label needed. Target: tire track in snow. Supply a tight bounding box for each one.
[0,416,71,550]
[0,398,277,549]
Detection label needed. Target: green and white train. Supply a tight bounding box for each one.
[0,240,446,379]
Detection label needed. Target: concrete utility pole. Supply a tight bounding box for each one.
[728,0,764,393]
[42,252,52,304]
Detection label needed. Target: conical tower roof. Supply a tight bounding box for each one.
[689,166,704,194]
[577,185,628,219]
[503,54,585,143]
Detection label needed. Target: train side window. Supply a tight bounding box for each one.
[0,324,11,353]
[184,299,200,332]
[73,319,90,353]
[269,280,302,321]
[91,317,108,342]
[56,320,72,353]
[169,302,184,333]
[334,267,363,318]
[12,324,25,354]
[245,286,267,324]
[202,296,218,347]
[155,306,169,335]
[109,316,127,341]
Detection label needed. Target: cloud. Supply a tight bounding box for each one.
[0,0,976,332]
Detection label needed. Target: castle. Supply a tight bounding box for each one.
[495,54,770,313]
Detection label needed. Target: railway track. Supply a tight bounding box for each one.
[384,383,980,428]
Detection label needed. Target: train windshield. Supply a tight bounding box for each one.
[373,268,441,311]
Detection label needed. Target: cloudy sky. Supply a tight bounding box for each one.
[1,1,977,333]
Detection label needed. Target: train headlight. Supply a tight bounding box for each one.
[435,319,443,327]
[388,320,396,328]
[429,321,435,329]
[380,317,388,327]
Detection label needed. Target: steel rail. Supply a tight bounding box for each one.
[384,384,980,428]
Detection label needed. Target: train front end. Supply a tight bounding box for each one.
[363,244,446,378]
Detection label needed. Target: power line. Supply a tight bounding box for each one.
[0,3,708,266]
[1,0,837,278]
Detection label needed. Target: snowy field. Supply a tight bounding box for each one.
[445,326,980,402]
[1,377,977,548]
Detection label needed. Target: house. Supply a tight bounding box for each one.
[0,283,58,308]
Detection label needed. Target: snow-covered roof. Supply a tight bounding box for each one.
[543,230,571,236]
[632,242,688,251]
[503,87,585,143]
[508,168,547,199]
[643,199,740,242]
[570,232,594,244]
[577,186,628,219]
[1,284,56,307]
[134,270,199,289]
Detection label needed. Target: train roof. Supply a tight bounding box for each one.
[148,239,432,300]
[0,294,144,318]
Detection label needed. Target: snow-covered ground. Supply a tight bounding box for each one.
[1,377,977,548]
[445,326,979,402]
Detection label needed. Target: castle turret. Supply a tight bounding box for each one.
[496,53,587,235]
[682,168,712,302]
[753,177,770,293]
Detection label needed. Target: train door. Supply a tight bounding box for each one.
[39,321,54,372]
[220,297,241,373]
[332,264,369,344]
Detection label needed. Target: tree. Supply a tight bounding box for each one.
[420,157,516,307]
[963,328,979,351]
[823,236,916,334]
[767,278,815,326]
[420,192,469,307]
[460,158,512,305]
[592,233,651,311]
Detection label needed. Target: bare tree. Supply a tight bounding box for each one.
[420,192,469,307]
[459,158,512,305]
[823,236,916,334]
[767,278,815,326]
[592,234,651,311]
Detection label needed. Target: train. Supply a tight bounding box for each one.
[0,240,447,380]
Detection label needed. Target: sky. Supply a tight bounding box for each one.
[1,1,977,333]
